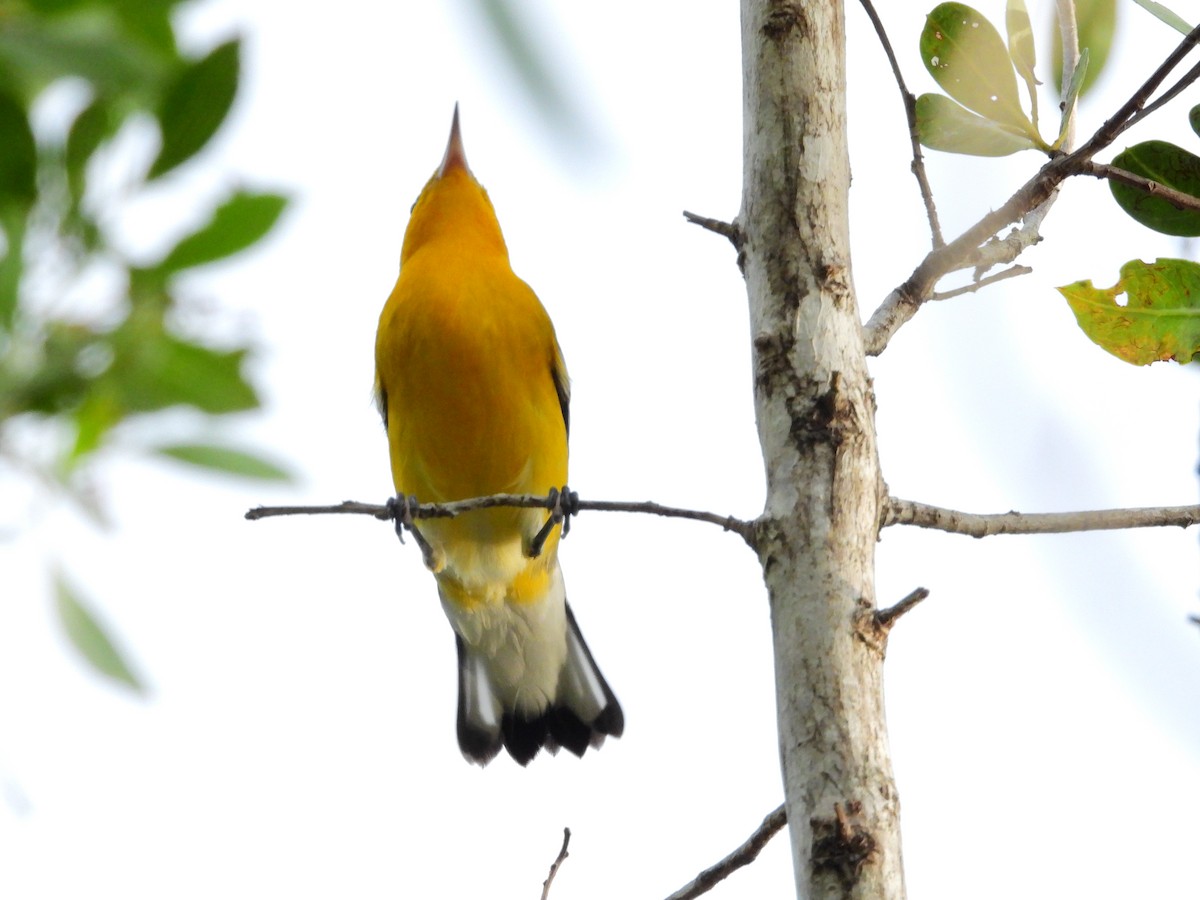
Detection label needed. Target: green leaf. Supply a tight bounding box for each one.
[0,210,26,330]
[1189,104,1200,140]
[1109,140,1200,236]
[110,0,185,55]
[112,333,259,414]
[154,442,292,481]
[54,569,144,692]
[1055,47,1089,149]
[1058,259,1200,365]
[0,90,37,209]
[1130,0,1192,35]
[0,18,167,101]
[1053,0,1117,97]
[468,0,594,151]
[149,38,240,179]
[921,3,1032,134]
[1006,0,1039,107]
[916,93,1038,156]
[70,388,123,461]
[157,190,287,274]
[65,97,112,200]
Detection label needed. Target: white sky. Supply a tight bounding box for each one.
[2,1,1198,897]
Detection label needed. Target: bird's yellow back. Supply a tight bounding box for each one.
[375,116,568,593]
[373,109,621,766]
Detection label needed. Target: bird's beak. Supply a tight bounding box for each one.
[438,103,469,178]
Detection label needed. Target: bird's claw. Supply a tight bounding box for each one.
[527,485,579,558]
[386,494,439,570]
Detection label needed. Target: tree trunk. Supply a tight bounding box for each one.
[739,1,905,897]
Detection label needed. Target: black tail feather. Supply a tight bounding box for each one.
[454,603,623,766]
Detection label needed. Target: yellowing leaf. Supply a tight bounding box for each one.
[1057,258,1200,365]
[916,93,1038,156]
[922,3,1032,134]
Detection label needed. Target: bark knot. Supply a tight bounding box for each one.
[762,2,807,41]
[788,371,856,451]
[811,801,876,889]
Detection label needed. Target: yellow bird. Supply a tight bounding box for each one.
[374,108,623,765]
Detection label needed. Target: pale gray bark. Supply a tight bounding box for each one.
[739,1,904,897]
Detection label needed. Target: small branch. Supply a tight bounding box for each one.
[929,265,1033,302]
[883,497,1200,537]
[664,805,788,900]
[540,827,571,900]
[875,587,929,630]
[682,210,742,249]
[862,22,1200,356]
[246,494,758,547]
[1135,58,1200,124]
[1085,161,1200,213]
[854,0,943,247]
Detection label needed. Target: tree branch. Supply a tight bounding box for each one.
[875,587,929,630]
[854,0,943,248]
[883,497,1200,537]
[664,804,788,900]
[928,265,1032,302]
[245,494,758,547]
[682,210,743,249]
[540,827,571,900]
[1084,161,1200,213]
[862,22,1200,356]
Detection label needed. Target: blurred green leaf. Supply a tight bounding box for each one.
[54,569,144,692]
[1109,140,1200,236]
[70,388,121,460]
[1130,0,1191,35]
[23,0,90,12]
[110,331,259,415]
[157,190,287,274]
[0,90,37,209]
[0,210,26,331]
[1058,258,1200,365]
[149,38,240,179]
[0,16,167,101]
[916,92,1038,156]
[1191,104,1200,140]
[154,442,292,481]
[468,0,590,148]
[922,3,1032,134]
[109,0,184,55]
[1053,0,1117,97]
[65,97,112,200]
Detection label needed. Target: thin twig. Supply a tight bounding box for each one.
[1072,24,1200,159]
[854,0,943,247]
[883,497,1200,537]
[246,494,758,547]
[682,210,742,248]
[875,587,929,630]
[862,23,1200,356]
[1085,161,1200,212]
[928,265,1033,302]
[664,805,788,900]
[540,828,571,900]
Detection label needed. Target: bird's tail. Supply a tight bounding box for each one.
[456,603,623,766]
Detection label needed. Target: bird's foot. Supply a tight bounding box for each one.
[527,485,580,558]
[386,494,440,570]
